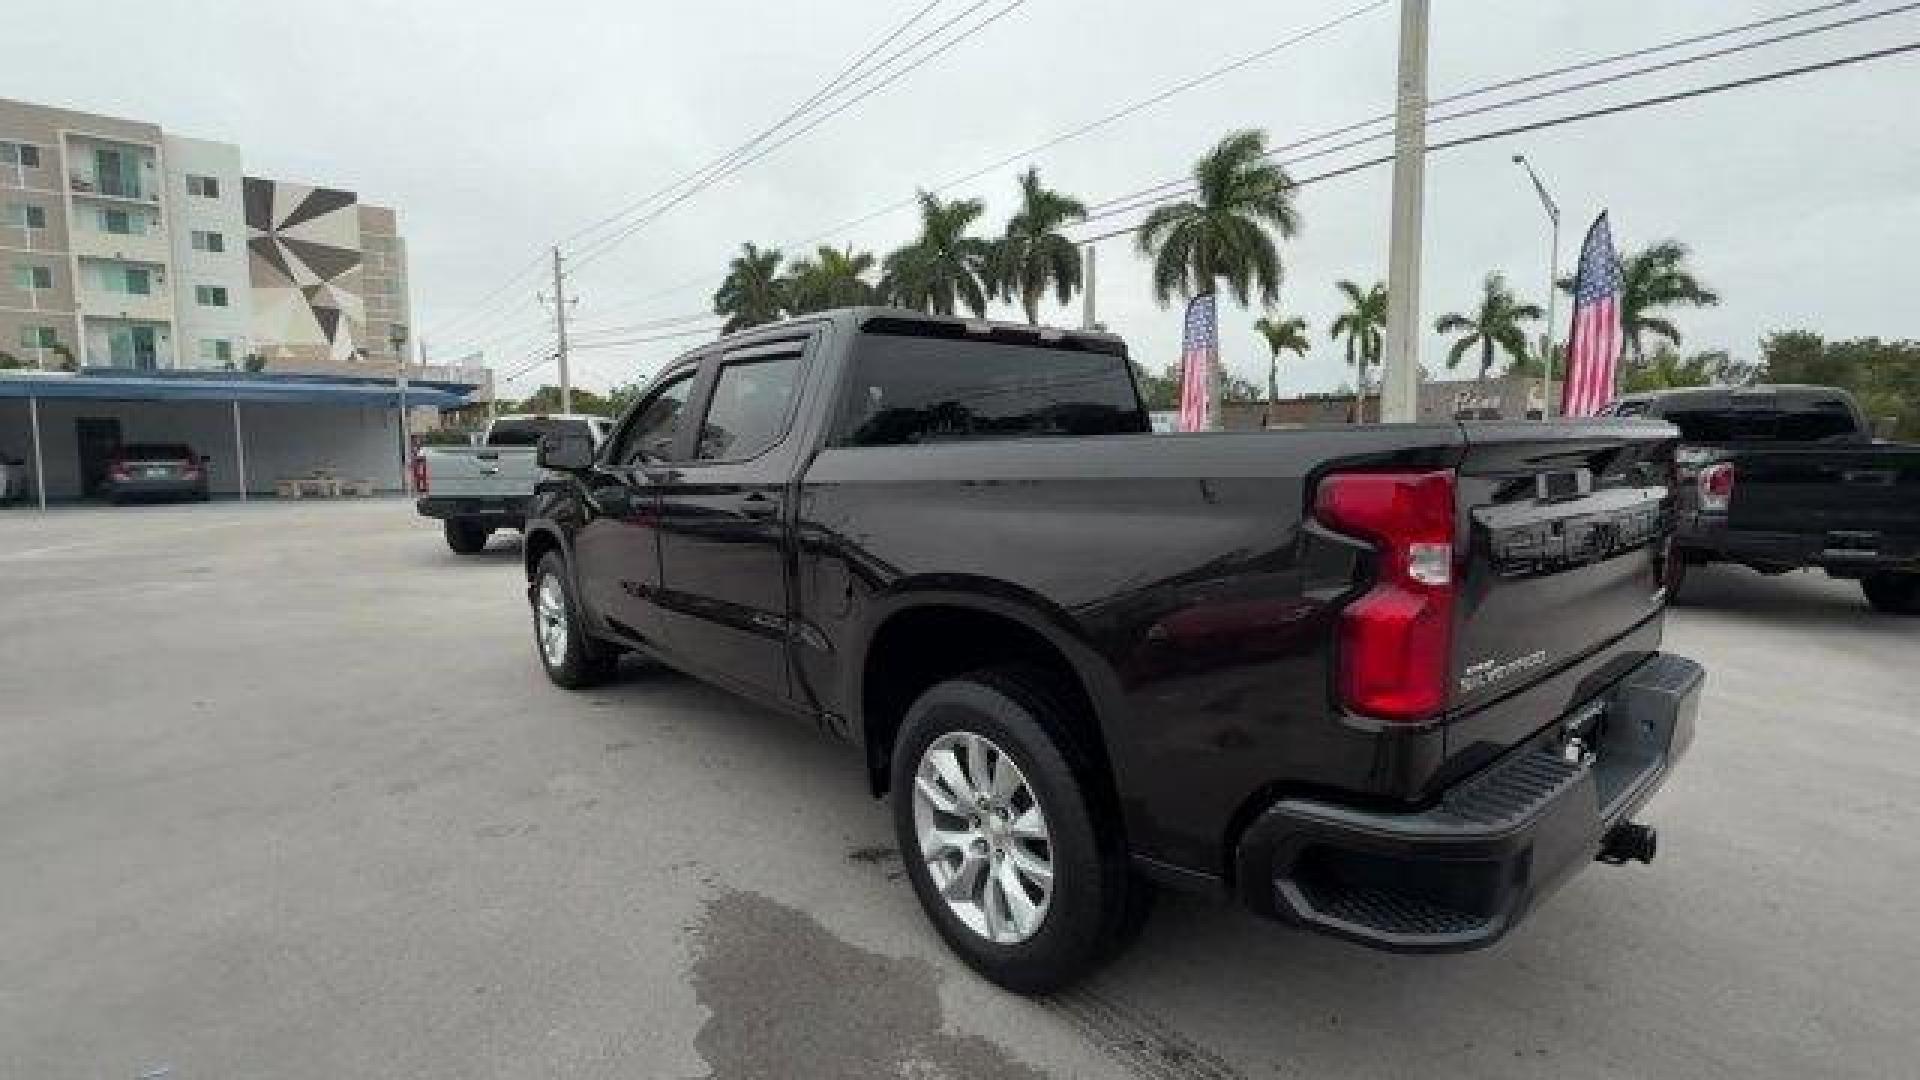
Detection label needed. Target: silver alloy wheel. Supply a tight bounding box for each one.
[536,573,569,667]
[912,730,1054,944]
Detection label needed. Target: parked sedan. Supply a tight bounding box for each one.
[105,443,210,503]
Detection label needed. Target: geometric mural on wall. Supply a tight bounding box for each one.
[244,177,364,364]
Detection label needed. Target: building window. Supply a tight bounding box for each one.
[103,266,153,295]
[13,264,53,291]
[99,207,140,235]
[18,325,59,350]
[190,229,225,253]
[195,284,229,307]
[1,141,41,168]
[7,203,47,229]
[198,338,234,366]
[186,174,219,199]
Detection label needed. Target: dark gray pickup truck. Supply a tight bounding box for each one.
[1607,385,1920,612]
[521,307,1703,991]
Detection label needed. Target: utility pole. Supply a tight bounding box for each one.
[1378,0,1430,424]
[1512,154,1562,419]
[391,324,411,493]
[1081,244,1097,331]
[547,246,573,414]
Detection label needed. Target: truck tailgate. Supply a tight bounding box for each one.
[1722,444,1920,540]
[1443,421,1678,769]
[422,448,542,499]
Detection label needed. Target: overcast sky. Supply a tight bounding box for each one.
[10,1,1918,396]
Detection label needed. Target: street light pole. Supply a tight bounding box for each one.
[1378,0,1430,424]
[1512,154,1562,418]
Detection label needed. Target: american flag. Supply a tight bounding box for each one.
[1178,293,1217,432]
[1562,211,1625,417]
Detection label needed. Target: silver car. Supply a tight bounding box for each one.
[104,443,210,503]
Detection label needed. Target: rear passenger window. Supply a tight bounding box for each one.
[834,332,1147,446]
[695,351,803,461]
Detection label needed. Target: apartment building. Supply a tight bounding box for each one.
[1,96,411,378]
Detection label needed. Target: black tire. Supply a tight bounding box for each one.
[444,519,490,554]
[531,551,619,688]
[1861,573,1920,615]
[890,666,1138,993]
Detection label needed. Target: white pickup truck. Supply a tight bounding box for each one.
[414,414,609,553]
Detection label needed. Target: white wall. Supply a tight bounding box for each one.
[0,399,407,499]
[162,136,252,369]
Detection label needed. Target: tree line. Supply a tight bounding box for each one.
[710,129,1741,415]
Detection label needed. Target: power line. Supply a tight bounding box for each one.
[565,0,1389,324]
[569,310,715,339]
[558,0,947,251]
[574,0,1889,327]
[417,251,548,343]
[431,3,947,356]
[1081,0,1900,217]
[567,0,1026,273]
[433,296,548,355]
[777,0,1389,251]
[1072,37,1920,245]
[570,324,725,350]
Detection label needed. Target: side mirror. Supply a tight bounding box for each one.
[537,432,594,472]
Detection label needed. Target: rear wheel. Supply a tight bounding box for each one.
[891,666,1138,993]
[444,519,490,554]
[1861,573,1920,615]
[532,552,618,687]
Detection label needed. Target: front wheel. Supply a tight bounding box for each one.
[1861,572,1920,615]
[532,552,619,687]
[444,519,490,554]
[891,667,1138,993]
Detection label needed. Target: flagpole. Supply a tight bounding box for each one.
[1511,154,1561,419]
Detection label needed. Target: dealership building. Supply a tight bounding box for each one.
[1,96,479,505]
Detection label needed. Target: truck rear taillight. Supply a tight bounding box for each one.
[1697,461,1734,513]
[1313,469,1457,724]
[411,455,428,495]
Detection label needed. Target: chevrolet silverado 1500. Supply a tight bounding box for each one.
[521,308,1702,991]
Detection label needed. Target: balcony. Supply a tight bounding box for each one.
[67,171,159,204]
[72,222,170,265]
[78,277,175,324]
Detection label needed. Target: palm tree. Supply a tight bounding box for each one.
[880,191,994,317]
[786,245,877,314]
[991,167,1087,324]
[712,242,787,332]
[1253,315,1309,406]
[1136,129,1300,309]
[1561,240,1719,362]
[1329,279,1388,422]
[1433,272,1543,382]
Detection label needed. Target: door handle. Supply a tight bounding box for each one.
[739,492,781,519]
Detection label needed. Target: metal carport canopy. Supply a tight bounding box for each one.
[0,372,468,408]
[2,371,472,510]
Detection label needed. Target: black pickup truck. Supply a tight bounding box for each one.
[1606,385,1920,613]
[524,308,1702,991]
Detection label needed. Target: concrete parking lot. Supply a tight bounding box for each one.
[2,501,1914,1079]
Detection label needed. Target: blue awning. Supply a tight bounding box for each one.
[0,371,471,409]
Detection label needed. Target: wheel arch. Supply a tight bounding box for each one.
[522,523,568,581]
[852,582,1129,812]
